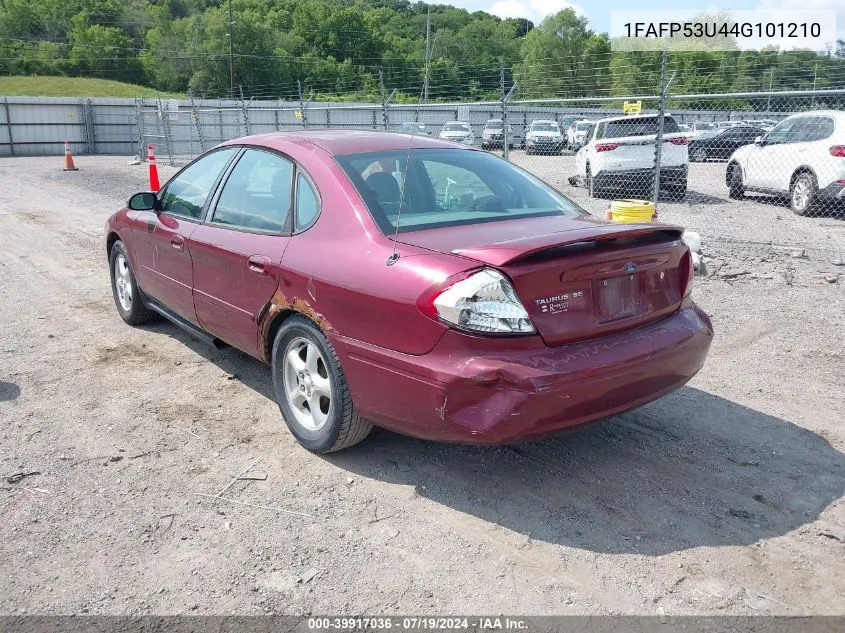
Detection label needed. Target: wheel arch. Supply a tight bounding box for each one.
[106,231,121,260]
[258,290,336,364]
[790,165,817,189]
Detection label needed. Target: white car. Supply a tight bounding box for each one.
[726,110,845,215]
[525,120,565,155]
[574,113,689,199]
[439,121,475,145]
[567,120,592,150]
[481,119,515,150]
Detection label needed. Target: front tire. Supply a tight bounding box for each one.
[109,240,154,326]
[727,163,745,199]
[790,172,817,216]
[271,316,372,453]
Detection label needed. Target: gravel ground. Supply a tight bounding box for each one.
[0,155,844,616]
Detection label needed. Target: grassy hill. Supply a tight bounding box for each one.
[0,76,186,99]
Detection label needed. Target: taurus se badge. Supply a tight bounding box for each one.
[624,262,638,274]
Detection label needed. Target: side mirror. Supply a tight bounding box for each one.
[128,192,158,211]
[754,136,764,145]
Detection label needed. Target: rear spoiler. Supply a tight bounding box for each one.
[452,223,685,267]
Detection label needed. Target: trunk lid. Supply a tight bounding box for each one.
[398,215,689,345]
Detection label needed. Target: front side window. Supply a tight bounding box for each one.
[211,149,293,232]
[764,117,803,145]
[159,148,237,219]
[336,148,583,235]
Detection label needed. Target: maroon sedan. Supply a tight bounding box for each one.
[106,130,713,452]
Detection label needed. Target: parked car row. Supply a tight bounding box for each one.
[566,110,844,217]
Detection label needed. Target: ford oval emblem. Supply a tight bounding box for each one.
[624,262,638,274]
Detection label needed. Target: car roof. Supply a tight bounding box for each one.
[591,112,671,124]
[219,130,466,155]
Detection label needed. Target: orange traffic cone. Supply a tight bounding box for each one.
[63,140,78,171]
[148,144,160,192]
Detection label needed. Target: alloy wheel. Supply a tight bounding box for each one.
[114,253,133,312]
[792,177,810,212]
[282,337,332,431]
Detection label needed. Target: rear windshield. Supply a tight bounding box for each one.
[485,121,503,129]
[335,148,582,235]
[442,122,469,131]
[531,122,559,132]
[597,116,680,139]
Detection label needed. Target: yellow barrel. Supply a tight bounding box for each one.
[609,199,655,223]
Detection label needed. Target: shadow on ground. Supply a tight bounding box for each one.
[142,321,845,557]
[331,388,844,556]
[0,381,21,402]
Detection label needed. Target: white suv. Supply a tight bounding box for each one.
[575,113,689,199]
[525,120,565,155]
[726,111,845,215]
[439,121,475,145]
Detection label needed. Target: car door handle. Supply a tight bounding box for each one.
[247,254,271,274]
[170,236,184,251]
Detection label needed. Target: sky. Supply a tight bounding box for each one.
[446,0,844,42]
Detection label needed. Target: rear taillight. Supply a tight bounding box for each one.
[595,143,620,152]
[669,137,689,145]
[417,269,535,335]
[830,146,845,157]
[679,250,694,299]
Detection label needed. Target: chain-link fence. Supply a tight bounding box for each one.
[128,88,843,263]
[2,87,843,261]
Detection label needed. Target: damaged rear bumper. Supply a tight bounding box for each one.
[333,304,713,444]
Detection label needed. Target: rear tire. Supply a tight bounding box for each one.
[692,147,707,163]
[665,180,687,201]
[586,165,603,199]
[109,240,155,326]
[271,316,372,453]
[727,163,745,199]
[790,171,817,216]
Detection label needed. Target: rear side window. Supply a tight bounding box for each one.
[159,148,237,219]
[797,117,835,142]
[597,116,680,139]
[211,149,293,232]
[295,173,319,232]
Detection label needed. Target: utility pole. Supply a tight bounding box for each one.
[228,0,235,97]
[423,9,431,104]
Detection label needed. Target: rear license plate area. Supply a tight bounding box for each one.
[596,274,643,322]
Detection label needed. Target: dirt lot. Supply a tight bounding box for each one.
[1,155,844,616]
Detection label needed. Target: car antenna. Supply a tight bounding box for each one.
[386,84,426,266]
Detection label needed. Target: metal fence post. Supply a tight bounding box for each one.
[3,97,14,156]
[380,69,396,131]
[190,94,206,152]
[298,81,309,128]
[652,49,673,207]
[158,99,175,166]
[238,85,251,135]
[135,97,146,161]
